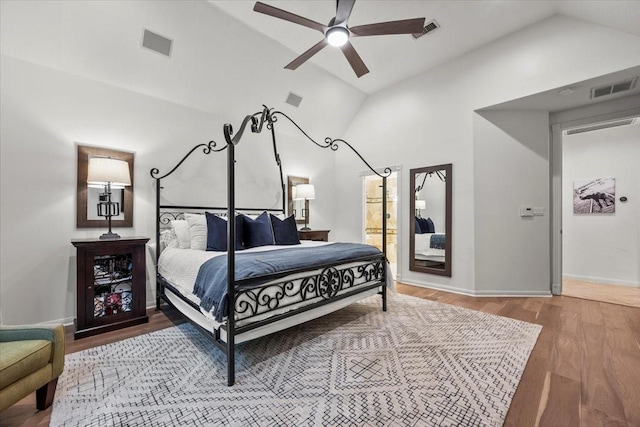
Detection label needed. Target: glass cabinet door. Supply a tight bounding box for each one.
[92,253,133,318]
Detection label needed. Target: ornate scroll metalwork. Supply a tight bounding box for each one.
[415,170,446,193]
[158,212,183,226]
[150,140,225,180]
[233,259,385,322]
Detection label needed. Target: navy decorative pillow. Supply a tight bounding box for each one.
[242,211,275,248]
[425,217,436,233]
[417,217,428,234]
[415,217,423,234]
[270,214,301,245]
[417,217,432,233]
[205,212,244,251]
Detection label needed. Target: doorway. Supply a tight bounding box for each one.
[555,116,640,307]
[363,171,398,278]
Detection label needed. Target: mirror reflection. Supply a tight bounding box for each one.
[86,187,125,221]
[410,164,452,277]
[287,176,309,225]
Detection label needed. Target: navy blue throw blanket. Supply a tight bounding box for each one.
[193,243,382,321]
[430,234,446,250]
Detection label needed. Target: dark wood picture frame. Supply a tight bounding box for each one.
[77,145,134,228]
[287,176,309,225]
[409,163,452,277]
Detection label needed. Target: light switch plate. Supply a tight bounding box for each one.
[533,207,545,216]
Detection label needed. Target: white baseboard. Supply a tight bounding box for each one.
[399,279,475,296]
[563,274,639,288]
[399,279,552,298]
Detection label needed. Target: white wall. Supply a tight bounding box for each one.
[338,15,640,294]
[474,111,550,294]
[0,0,365,325]
[562,123,640,287]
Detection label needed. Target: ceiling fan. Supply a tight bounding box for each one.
[253,0,426,78]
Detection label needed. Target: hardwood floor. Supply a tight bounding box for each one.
[1,286,639,427]
[562,278,640,308]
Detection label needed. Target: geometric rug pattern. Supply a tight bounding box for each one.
[50,293,541,426]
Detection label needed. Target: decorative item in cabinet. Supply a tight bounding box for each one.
[72,237,149,339]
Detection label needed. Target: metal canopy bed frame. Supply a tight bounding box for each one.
[150,105,390,386]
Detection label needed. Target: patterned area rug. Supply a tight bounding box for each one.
[51,293,541,426]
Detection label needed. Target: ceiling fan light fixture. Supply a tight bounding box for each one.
[326,26,349,47]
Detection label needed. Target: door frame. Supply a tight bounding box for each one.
[550,104,640,295]
[361,165,401,280]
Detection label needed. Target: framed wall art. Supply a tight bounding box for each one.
[573,177,615,214]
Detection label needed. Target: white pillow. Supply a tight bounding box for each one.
[184,213,207,250]
[160,229,179,252]
[170,219,191,249]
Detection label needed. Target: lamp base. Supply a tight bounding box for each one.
[99,232,121,240]
[299,226,311,231]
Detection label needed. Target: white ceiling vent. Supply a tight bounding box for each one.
[412,20,440,39]
[590,77,637,99]
[564,118,638,136]
[285,92,303,108]
[142,29,173,57]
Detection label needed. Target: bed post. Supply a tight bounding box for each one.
[155,178,162,311]
[268,117,286,214]
[381,175,387,312]
[225,124,236,387]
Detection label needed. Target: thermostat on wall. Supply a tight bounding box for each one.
[520,207,534,217]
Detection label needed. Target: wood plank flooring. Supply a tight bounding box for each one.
[1,285,638,427]
[562,278,640,308]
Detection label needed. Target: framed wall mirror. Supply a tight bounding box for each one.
[77,145,134,228]
[409,163,452,276]
[287,176,309,225]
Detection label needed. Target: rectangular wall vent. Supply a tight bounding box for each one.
[590,77,637,99]
[285,92,303,108]
[564,118,637,135]
[412,20,440,39]
[142,29,173,57]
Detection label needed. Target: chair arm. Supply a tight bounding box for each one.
[0,324,66,378]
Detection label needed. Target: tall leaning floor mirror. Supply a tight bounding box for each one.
[409,164,452,277]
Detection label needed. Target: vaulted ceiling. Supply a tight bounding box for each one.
[210,1,640,94]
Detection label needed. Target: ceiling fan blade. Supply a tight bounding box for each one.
[285,39,329,70]
[340,41,369,78]
[254,2,327,33]
[335,0,356,25]
[350,17,426,37]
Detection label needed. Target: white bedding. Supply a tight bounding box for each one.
[158,241,393,329]
[415,233,445,260]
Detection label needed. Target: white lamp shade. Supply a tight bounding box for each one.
[87,157,131,187]
[416,200,426,210]
[294,184,315,200]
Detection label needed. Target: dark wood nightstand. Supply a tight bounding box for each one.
[298,230,330,242]
[72,237,149,339]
